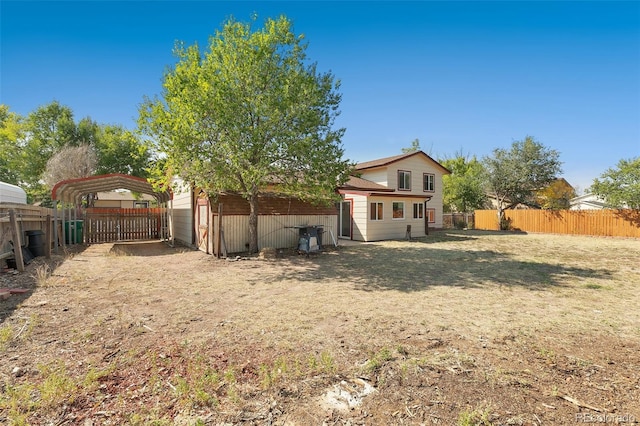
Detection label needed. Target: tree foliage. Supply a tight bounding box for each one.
[483,136,562,228]
[138,15,352,253]
[401,139,421,154]
[535,179,576,210]
[439,153,487,213]
[0,105,24,184]
[590,157,640,209]
[95,125,151,177]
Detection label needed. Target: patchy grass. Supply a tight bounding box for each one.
[0,230,638,424]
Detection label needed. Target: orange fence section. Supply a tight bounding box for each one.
[474,209,640,238]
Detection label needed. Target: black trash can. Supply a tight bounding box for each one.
[26,230,46,257]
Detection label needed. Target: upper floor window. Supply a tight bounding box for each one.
[423,173,435,192]
[398,170,411,191]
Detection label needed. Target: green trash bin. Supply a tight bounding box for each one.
[64,220,84,244]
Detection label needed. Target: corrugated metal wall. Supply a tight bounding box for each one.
[213,214,337,254]
[475,209,640,238]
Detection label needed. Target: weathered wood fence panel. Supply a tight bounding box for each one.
[443,213,475,229]
[1,204,53,266]
[85,208,165,243]
[474,209,640,238]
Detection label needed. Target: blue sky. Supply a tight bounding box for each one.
[1,1,639,192]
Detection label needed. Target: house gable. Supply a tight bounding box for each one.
[355,151,449,195]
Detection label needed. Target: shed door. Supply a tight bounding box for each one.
[196,198,209,253]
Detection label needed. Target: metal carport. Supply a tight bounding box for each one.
[51,174,173,250]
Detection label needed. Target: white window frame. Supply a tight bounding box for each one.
[392,201,405,220]
[398,170,411,191]
[423,173,435,192]
[413,202,424,219]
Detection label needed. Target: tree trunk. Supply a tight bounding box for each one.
[248,192,259,253]
[497,205,505,230]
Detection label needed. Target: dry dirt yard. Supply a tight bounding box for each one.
[0,230,639,425]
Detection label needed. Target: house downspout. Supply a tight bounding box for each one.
[424,199,429,236]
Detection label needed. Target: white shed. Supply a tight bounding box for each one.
[0,181,27,204]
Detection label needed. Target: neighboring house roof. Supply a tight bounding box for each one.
[569,193,608,210]
[355,150,451,175]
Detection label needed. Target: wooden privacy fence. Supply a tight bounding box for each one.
[475,209,640,238]
[84,208,165,243]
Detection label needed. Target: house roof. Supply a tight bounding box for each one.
[355,150,451,174]
[341,176,394,192]
[569,193,608,209]
[339,176,432,200]
[52,174,173,204]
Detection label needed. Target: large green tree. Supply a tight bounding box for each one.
[95,125,151,177]
[590,157,640,209]
[138,15,352,253]
[17,102,79,201]
[440,152,487,213]
[483,136,562,228]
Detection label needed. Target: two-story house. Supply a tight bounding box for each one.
[338,151,450,241]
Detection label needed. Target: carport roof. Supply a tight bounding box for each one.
[51,174,173,204]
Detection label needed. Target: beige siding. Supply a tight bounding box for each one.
[359,155,445,229]
[347,194,368,241]
[361,169,388,187]
[172,189,193,247]
[94,200,122,208]
[356,196,430,241]
[212,214,338,254]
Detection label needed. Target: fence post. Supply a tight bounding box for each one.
[9,209,25,272]
[45,214,52,258]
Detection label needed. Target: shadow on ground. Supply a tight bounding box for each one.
[254,236,611,292]
[109,241,192,257]
[0,246,85,324]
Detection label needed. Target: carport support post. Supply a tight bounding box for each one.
[53,200,59,254]
[216,203,223,259]
[61,204,66,250]
[72,204,77,245]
